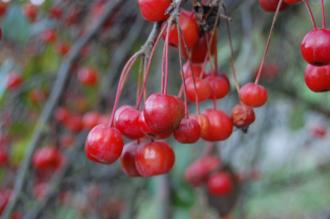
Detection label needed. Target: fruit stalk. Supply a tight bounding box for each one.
[255,0,284,84]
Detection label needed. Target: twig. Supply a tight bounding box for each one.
[2,1,124,218]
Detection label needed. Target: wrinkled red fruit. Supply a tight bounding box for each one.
[24,4,38,22]
[202,109,233,141]
[174,117,201,144]
[239,83,268,107]
[135,141,175,177]
[185,156,220,187]
[143,93,184,134]
[138,0,172,22]
[115,106,144,139]
[165,10,199,48]
[185,77,212,102]
[85,124,124,164]
[6,72,23,90]
[120,142,141,177]
[301,29,330,66]
[78,68,99,86]
[258,0,288,12]
[206,73,230,99]
[304,64,330,92]
[183,62,203,78]
[232,104,256,129]
[32,146,63,171]
[207,172,233,196]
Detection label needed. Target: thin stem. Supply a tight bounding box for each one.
[321,0,326,28]
[303,0,318,29]
[255,0,284,84]
[137,25,167,109]
[108,53,141,126]
[176,17,189,117]
[223,5,240,95]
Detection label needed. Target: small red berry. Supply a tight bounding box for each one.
[232,104,256,129]
[206,73,230,99]
[301,29,330,66]
[138,0,172,22]
[5,72,23,90]
[48,6,63,20]
[203,109,233,141]
[82,112,102,130]
[57,42,70,56]
[304,64,330,92]
[185,156,220,187]
[165,10,200,48]
[114,106,144,139]
[174,117,201,144]
[135,141,175,177]
[258,0,288,12]
[41,29,57,44]
[143,93,184,134]
[207,172,233,196]
[183,34,216,63]
[120,142,141,177]
[23,4,38,22]
[185,77,212,102]
[64,115,83,133]
[0,3,7,17]
[54,107,70,123]
[239,83,268,108]
[32,146,63,171]
[78,68,99,87]
[190,114,210,140]
[85,124,124,164]
[183,62,203,78]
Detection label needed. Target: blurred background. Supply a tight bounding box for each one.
[0,0,330,219]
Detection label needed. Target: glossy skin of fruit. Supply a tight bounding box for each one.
[120,142,141,177]
[138,0,172,22]
[183,34,216,63]
[183,62,203,78]
[207,172,233,196]
[135,141,175,176]
[32,146,63,171]
[284,0,301,4]
[304,64,330,92]
[206,73,230,99]
[232,104,256,129]
[174,117,201,143]
[185,156,220,187]
[78,68,99,86]
[190,114,210,139]
[239,83,268,107]
[301,29,330,66]
[6,72,23,90]
[85,124,124,164]
[138,112,172,139]
[185,77,212,102]
[203,109,233,141]
[258,0,288,12]
[114,105,144,139]
[166,10,200,48]
[143,93,185,134]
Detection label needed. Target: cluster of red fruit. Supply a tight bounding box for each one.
[84,0,273,178]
